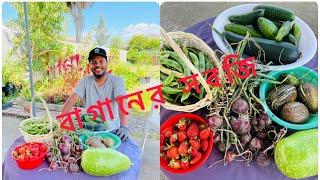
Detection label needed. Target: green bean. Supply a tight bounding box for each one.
[198,51,206,72]
[163,74,175,86]
[160,72,168,81]
[169,81,179,87]
[160,65,184,78]
[163,50,191,76]
[160,54,170,59]
[160,58,183,72]
[162,86,183,94]
[163,94,174,102]
[187,47,198,54]
[182,45,189,56]
[160,51,168,56]
[181,92,191,102]
[199,86,205,99]
[189,52,200,70]
[205,55,213,70]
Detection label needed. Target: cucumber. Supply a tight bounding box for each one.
[275,21,292,41]
[257,17,279,39]
[291,23,301,44]
[271,20,283,28]
[224,23,262,37]
[252,19,281,30]
[283,34,298,45]
[275,129,318,179]
[223,31,300,65]
[254,5,295,21]
[228,9,265,25]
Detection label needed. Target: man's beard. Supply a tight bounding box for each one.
[92,70,106,79]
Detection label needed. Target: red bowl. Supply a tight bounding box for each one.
[160,113,214,174]
[12,142,48,170]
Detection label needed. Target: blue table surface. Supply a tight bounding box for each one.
[3,136,142,180]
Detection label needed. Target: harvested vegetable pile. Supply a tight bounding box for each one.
[160,43,214,105]
[202,33,288,168]
[267,73,318,124]
[44,130,84,173]
[20,117,58,135]
[222,5,301,65]
[160,118,212,170]
[12,142,47,161]
[85,136,115,148]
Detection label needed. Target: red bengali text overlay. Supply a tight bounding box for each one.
[55,54,256,131]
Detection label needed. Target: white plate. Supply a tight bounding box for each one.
[212,4,317,71]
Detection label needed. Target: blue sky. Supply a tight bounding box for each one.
[2,2,159,38]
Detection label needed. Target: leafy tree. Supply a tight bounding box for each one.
[108,36,124,49]
[127,35,159,51]
[66,2,92,43]
[10,2,69,71]
[95,15,110,46]
[126,35,160,64]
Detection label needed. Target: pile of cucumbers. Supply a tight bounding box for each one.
[160,44,213,106]
[223,5,301,65]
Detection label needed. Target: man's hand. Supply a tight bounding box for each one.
[113,125,129,142]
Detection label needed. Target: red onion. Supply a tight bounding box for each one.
[258,113,272,127]
[249,137,264,152]
[49,161,58,171]
[59,143,70,155]
[231,98,249,114]
[61,135,72,143]
[62,154,70,162]
[230,117,251,135]
[240,133,252,144]
[69,163,80,173]
[256,132,267,140]
[207,115,223,128]
[68,157,76,163]
[253,113,272,131]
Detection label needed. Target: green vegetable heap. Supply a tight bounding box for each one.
[223,5,301,65]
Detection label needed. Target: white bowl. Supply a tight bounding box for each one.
[212,4,317,71]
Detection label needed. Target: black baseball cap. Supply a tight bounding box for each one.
[88,47,108,61]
